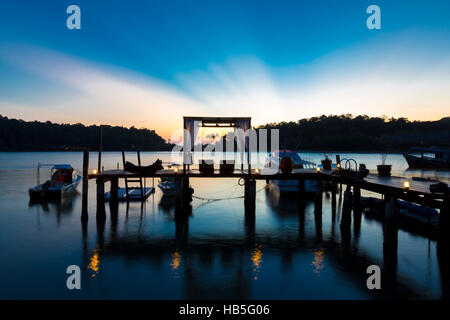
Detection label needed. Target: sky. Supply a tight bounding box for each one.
[0,0,449,139]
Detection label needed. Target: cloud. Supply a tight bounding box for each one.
[1,31,449,141]
[0,45,207,138]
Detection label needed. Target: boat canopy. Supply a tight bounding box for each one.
[51,164,73,170]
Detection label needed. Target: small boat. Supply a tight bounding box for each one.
[264,150,319,193]
[361,196,440,237]
[104,187,155,201]
[158,177,182,196]
[29,164,81,200]
[403,146,450,169]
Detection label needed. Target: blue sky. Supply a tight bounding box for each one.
[0,0,449,138]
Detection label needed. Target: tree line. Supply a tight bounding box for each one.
[257,115,450,151]
[1,114,449,152]
[0,115,173,151]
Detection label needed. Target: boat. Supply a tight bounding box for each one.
[264,150,319,193]
[29,164,81,200]
[158,177,182,196]
[104,187,155,201]
[361,196,440,237]
[403,146,450,169]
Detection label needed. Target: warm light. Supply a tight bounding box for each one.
[255,168,260,174]
[174,168,178,173]
[404,180,410,190]
[170,250,181,271]
[337,163,341,169]
[87,247,100,278]
[92,169,98,175]
[316,167,321,172]
[250,245,263,280]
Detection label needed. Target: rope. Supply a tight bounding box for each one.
[192,185,266,202]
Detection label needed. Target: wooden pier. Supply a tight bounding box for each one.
[83,159,449,218]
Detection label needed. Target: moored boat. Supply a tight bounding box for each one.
[29,164,81,200]
[403,146,450,169]
[264,150,319,193]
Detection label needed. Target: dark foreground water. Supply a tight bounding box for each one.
[0,152,449,299]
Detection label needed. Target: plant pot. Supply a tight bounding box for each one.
[219,160,235,173]
[377,164,391,177]
[280,157,294,174]
[199,160,214,173]
[321,159,332,170]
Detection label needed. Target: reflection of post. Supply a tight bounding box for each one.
[109,199,119,240]
[383,196,398,287]
[82,150,89,219]
[437,197,450,298]
[81,217,88,289]
[96,211,106,253]
[175,203,190,245]
[297,179,305,206]
[297,199,306,243]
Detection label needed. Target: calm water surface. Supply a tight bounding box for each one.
[0,152,449,299]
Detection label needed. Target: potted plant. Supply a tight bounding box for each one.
[377,153,391,177]
[321,154,332,170]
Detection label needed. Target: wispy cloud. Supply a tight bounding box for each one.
[1,31,449,140]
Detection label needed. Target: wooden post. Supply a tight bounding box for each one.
[98,125,103,172]
[353,186,361,208]
[96,178,105,217]
[244,178,256,215]
[81,150,89,219]
[110,178,119,204]
[314,181,323,214]
[340,185,352,231]
[297,179,306,209]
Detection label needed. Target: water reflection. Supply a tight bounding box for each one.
[250,245,263,280]
[88,247,101,278]
[2,152,450,299]
[311,247,325,276]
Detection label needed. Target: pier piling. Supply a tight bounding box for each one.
[244,178,256,215]
[340,185,352,231]
[110,178,119,204]
[96,178,105,217]
[314,182,323,214]
[81,150,89,219]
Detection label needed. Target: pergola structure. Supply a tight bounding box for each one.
[183,116,252,173]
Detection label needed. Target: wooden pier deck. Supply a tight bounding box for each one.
[88,168,448,209]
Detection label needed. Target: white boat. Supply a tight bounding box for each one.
[264,150,319,193]
[29,164,81,200]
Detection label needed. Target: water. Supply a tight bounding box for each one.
[0,152,449,299]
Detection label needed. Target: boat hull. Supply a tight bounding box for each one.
[403,153,450,169]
